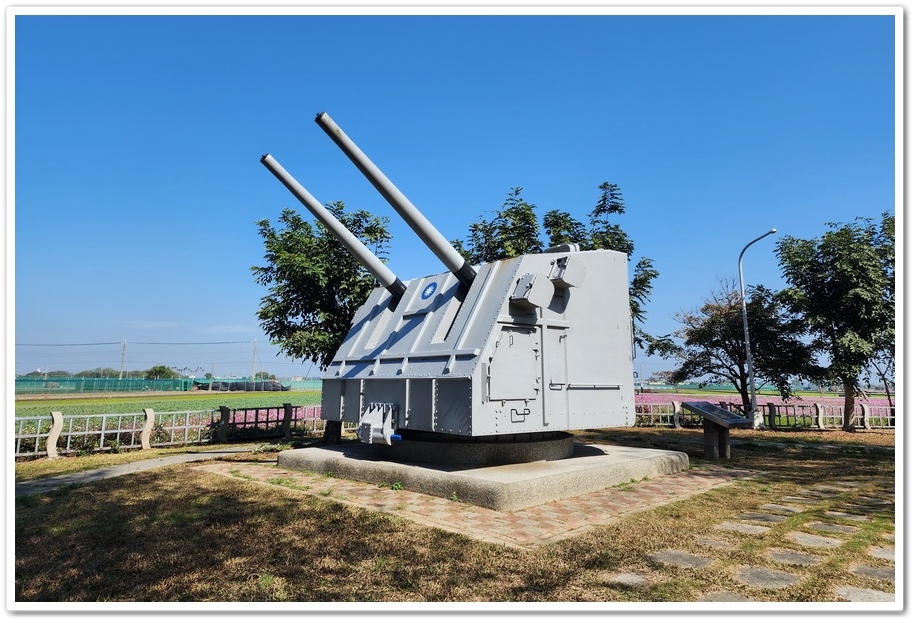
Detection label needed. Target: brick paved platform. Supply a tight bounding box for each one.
[194,461,755,549]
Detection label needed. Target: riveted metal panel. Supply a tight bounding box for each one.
[434,378,473,436]
[487,325,540,401]
[541,326,569,428]
[321,379,343,421]
[404,378,434,432]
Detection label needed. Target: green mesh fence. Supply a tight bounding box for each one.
[15,377,194,394]
[281,379,322,391]
[15,376,324,395]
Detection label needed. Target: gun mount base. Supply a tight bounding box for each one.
[382,431,574,466]
[277,440,689,512]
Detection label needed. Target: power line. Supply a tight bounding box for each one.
[16,341,252,346]
[15,342,122,346]
[132,341,253,345]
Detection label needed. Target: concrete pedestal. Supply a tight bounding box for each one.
[703,421,731,459]
[277,441,689,511]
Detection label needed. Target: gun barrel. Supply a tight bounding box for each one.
[315,112,477,289]
[261,153,407,302]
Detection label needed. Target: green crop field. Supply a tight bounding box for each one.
[14,390,322,418]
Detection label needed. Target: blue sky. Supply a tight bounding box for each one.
[8,6,900,380]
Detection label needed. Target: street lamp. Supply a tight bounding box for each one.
[738,228,777,427]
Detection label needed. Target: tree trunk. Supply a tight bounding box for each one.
[735,376,751,417]
[880,375,894,407]
[740,390,751,417]
[842,378,857,432]
[870,361,895,407]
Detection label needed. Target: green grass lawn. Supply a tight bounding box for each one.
[13,427,895,603]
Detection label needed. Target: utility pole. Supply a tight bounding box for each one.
[738,228,777,427]
[118,340,126,380]
[251,339,257,380]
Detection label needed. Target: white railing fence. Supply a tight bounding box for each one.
[634,400,895,430]
[13,404,335,459]
[16,398,894,460]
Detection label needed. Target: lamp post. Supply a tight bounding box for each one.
[738,228,777,427]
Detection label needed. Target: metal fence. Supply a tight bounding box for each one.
[15,397,895,460]
[151,410,215,447]
[61,411,148,454]
[634,400,895,430]
[13,404,337,459]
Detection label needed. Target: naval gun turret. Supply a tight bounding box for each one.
[262,113,635,448]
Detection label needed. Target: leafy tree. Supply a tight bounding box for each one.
[254,371,276,380]
[776,213,895,430]
[454,183,667,352]
[662,278,816,413]
[587,182,636,257]
[145,365,179,380]
[252,204,394,370]
[543,209,589,248]
[451,188,543,264]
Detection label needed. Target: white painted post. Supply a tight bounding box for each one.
[47,411,63,459]
[141,408,155,450]
[860,403,871,430]
[813,403,825,430]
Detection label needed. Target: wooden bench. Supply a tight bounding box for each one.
[682,401,753,459]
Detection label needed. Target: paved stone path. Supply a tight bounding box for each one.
[196,462,896,604]
[661,482,896,603]
[15,446,261,498]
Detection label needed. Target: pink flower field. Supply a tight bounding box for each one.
[635,392,894,407]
